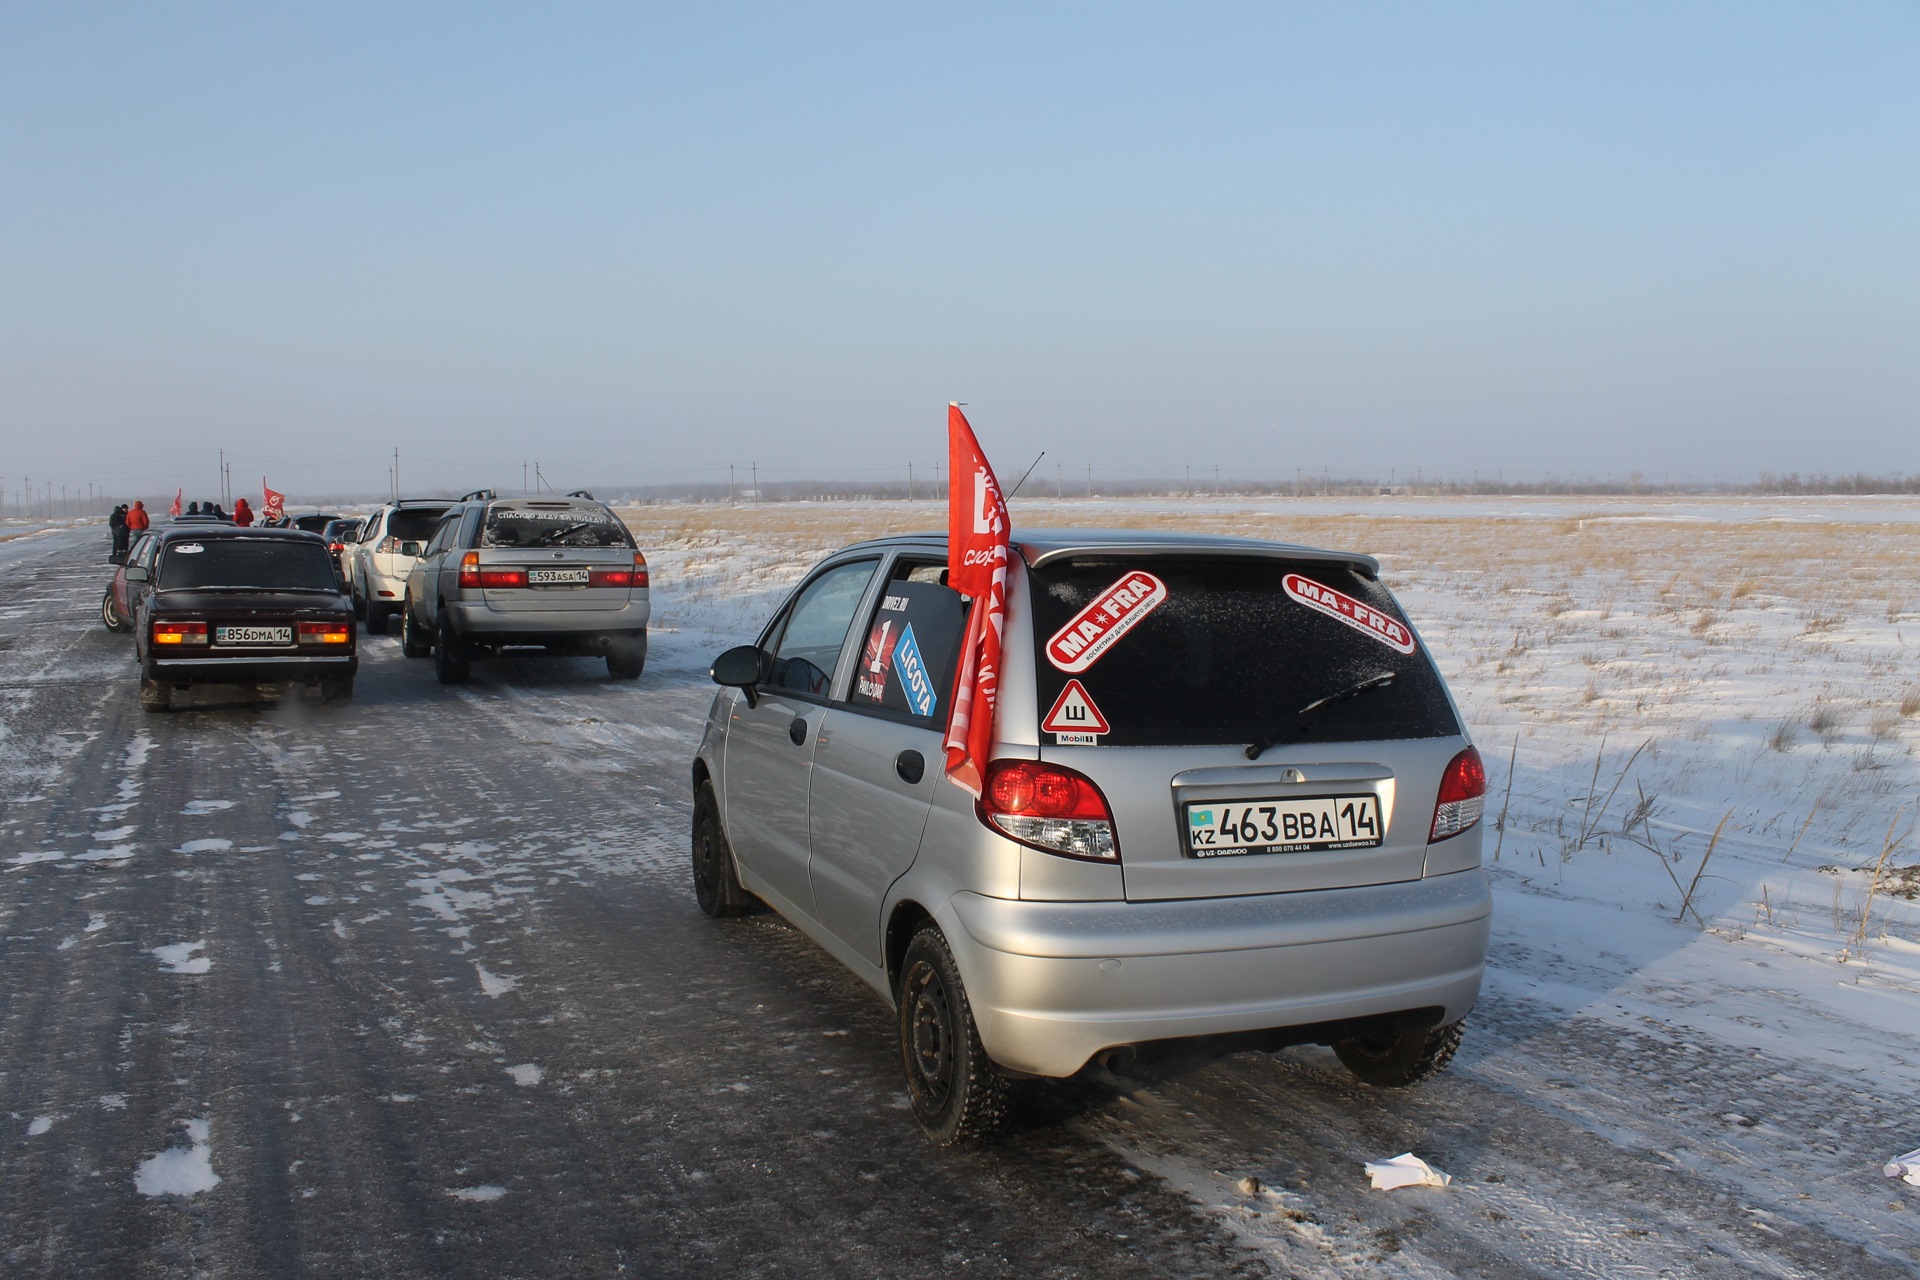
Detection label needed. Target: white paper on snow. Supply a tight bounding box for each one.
[1364,1152,1452,1190]
[1885,1148,1920,1186]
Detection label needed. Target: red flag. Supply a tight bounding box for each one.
[943,404,1010,796]
[262,481,285,521]
[168,489,182,517]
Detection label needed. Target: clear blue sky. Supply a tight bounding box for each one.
[3,2,1916,500]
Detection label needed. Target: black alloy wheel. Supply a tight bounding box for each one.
[897,925,1012,1146]
[690,780,753,917]
[607,631,647,681]
[434,613,470,684]
[1332,1019,1465,1087]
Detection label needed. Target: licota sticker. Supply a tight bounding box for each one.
[1282,573,1416,654]
[1046,571,1168,673]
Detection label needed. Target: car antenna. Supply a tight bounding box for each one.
[1006,450,1046,499]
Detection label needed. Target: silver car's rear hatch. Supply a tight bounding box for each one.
[1022,551,1466,902]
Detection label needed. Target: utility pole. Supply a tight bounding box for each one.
[1085,464,1092,498]
[1184,465,1190,497]
[907,462,914,502]
[523,461,529,494]
[218,449,225,506]
[728,464,735,505]
[393,448,400,500]
[751,462,758,502]
[1056,462,1062,499]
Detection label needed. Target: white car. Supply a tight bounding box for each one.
[345,498,459,633]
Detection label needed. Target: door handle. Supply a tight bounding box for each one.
[789,717,808,746]
[895,749,925,784]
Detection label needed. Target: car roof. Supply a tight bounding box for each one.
[831,527,1380,577]
[156,525,326,545]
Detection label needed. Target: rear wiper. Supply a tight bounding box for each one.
[537,523,596,546]
[1244,672,1396,760]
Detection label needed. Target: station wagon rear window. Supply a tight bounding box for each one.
[159,541,338,592]
[482,506,635,549]
[1026,558,1459,747]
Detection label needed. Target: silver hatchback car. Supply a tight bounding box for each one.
[693,529,1490,1144]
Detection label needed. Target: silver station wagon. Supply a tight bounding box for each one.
[693,529,1490,1144]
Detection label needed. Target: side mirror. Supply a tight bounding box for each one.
[124,566,150,583]
[400,541,423,557]
[711,645,771,707]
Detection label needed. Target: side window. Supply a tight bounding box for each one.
[424,513,460,557]
[768,559,880,698]
[845,560,967,721]
[133,535,159,569]
[458,506,485,547]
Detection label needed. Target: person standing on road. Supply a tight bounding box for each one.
[125,500,150,539]
[109,504,129,561]
[231,496,253,527]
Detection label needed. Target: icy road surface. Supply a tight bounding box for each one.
[3,511,1918,1278]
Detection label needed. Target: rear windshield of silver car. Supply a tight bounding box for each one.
[481,505,635,549]
[159,541,338,592]
[1026,557,1459,747]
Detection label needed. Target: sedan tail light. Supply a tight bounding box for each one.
[298,621,352,645]
[152,621,209,646]
[1429,746,1487,842]
[979,759,1118,862]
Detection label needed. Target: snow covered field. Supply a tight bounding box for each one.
[627,492,1920,1261]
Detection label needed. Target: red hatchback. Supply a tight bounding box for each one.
[128,527,357,711]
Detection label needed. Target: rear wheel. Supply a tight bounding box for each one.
[349,578,368,621]
[434,613,470,684]
[607,631,647,681]
[691,780,754,916]
[400,597,431,658]
[139,675,171,712]
[1333,1019,1465,1088]
[898,925,1013,1146]
[101,589,130,633]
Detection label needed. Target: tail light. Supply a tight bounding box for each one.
[459,552,529,589]
[1429,746,1487,842]
[152,621,208,646]
[298,621,352,645]
[979,759,1118,862]
[589,552,650,589]
[379,536,400,554]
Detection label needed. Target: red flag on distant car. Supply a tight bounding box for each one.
[168,489,182,517]
[943,404,1010,796]
[262,481,285,522]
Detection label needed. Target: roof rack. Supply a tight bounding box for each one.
[566,490,595,500]
[458,488,496,502]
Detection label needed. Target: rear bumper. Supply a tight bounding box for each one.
[150,654,356,685]
[944,869,1491,1078]
[448,598,650,637]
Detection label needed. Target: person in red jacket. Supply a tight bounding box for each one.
[125,500,151,533]
[231,496,253,527]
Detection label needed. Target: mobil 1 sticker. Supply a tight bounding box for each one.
[1282,574,1417,655]
[1042,679,1110,745]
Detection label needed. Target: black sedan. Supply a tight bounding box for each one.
[127,527,357,711]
